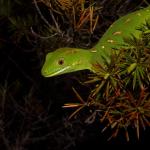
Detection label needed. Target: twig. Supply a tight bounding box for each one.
[33,0,51,28]
[30,27,58,39]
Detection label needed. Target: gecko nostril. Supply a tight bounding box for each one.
[41,68,47,76]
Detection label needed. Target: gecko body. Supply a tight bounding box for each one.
[41,6,150,77]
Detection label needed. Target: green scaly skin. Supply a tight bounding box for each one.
[41,6,150,77]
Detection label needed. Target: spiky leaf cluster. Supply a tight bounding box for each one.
[64,19,150,141]
[90,19,150,140]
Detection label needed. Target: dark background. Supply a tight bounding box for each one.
[0,0,149,149]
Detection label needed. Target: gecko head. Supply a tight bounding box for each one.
[41,47,93,77]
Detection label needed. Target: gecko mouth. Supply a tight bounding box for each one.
[42,66,71,77]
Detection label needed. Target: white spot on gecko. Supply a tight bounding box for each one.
[107,39,115,43]
[110,24,113,28]
[125,18,131,23]
[101,46,105,49]
[90,49,97,52]
[65,49,79,54]
[113,31,122,35]
[137,13,141,16]
[72,60,82,66]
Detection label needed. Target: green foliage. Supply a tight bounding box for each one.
[85,51,123,99]
[121,23,150,89]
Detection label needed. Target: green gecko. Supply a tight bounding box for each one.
[41,6,150,77]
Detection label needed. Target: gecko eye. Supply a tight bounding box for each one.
[58,58,64,65]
